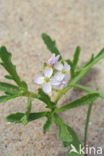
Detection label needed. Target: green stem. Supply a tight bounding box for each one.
[25,96,32,117]
[55,93,99,113]
[24,91,39,99]
[84,103,93,146]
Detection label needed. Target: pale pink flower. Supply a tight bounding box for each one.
[47,54,60,66]
[34,67,58,94]
[54,61,71,83]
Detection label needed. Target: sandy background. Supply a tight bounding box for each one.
[0,0,104,156]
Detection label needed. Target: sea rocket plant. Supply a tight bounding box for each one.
[0,33,104,156]
[34,54,71,94]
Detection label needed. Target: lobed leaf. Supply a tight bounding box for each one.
[66,126,84,156]
[6,111,47,123]
[4,75,13,80]
[76,48,104,75]
[95,47,104,59]
[41,33,62,61]
[54,113,72,143]
[73,46,80,70]
[43,114,53,132]
[82,54,94,68]
[65,59,73,67]
[0,82,19,94]
[0,46,28,90]
[29,112,47,121]
[55,93,99,112]
[0,93,22,102]
[0,46,21,85]
[6,112,24,123]
[54,114,84,156]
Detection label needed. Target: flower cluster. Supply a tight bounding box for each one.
[34,54,71,94]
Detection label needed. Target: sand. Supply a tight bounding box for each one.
[0,0,104,156]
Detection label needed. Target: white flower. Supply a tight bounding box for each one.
[34,58,71,94]
[34,67,54,94]
[59,72,70,89]
[47,54,60,66]
[50,62,71,89]
[54,61,71,82]
[51,72,70,89]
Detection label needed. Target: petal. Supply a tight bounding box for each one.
[54,72,64,82]
[50,77,60,86]
[59,80,67,89]
[34,75,44,84]
[65,72,70,82]
[64,62,71,72]
[56,55,60,61]
[42,82,52,94]
[44,67,53,78]
[47,54,55,65]
[54,55,60,63]
[54,62,63,71]
[47,54,60,65]
[51,54,56,59]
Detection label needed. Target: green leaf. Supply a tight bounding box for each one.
[65,59,73,67]
[29,112,47,121]
[6,112,24,123]
[54,113,72,143]
[43,113,53,132]
[54,114,84,156]
[0,46,22,86]
[82,54,94,68]
[63,126,82,148]
[76,48,104,75]
[73,46,80,70]
[95,47,104,58]
[0,93,22,102]
[4,75,13,80]
[6,111,47,123]
[66,126,84,156]
[0,46,28,90]
[58,123,72,143]
[0,96,12,102]
[20,81,28,90]
[38,88,56,109]
[55,93,99,112]
[41,33,62,61]
[75,54,94,77]
[21,96,32,125]
[0,82,19,94]
[66,46,80,79]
